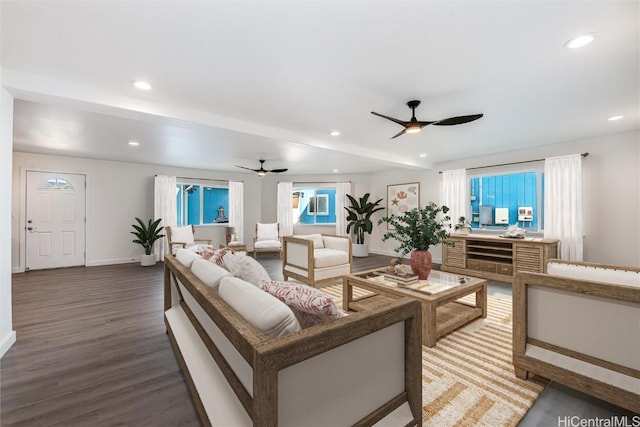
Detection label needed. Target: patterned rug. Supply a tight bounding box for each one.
[321,285,546,427]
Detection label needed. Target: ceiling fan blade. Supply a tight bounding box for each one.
[268,168,288,173]
[371,111,408,127]
[236,165,259,172]
[390,129,406,139]
[433,114,484,126]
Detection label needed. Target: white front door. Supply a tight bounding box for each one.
[25,171,86,271]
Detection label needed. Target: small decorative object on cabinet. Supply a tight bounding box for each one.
[378,202,451,280]
[454,216,472,235]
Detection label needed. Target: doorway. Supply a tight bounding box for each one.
[25,171,86,271]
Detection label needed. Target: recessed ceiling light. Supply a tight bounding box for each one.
[128,141,140,146]
[332,169,339,173]
[330,130,341,136]
[608,115,624,121]
[565,33,595,49]
[419,153,427,158]
[132,80,152,90]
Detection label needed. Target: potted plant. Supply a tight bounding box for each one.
[345,193,384,257]
[131,217,164,266]
[378,202,451,279]
[454,216,472,235]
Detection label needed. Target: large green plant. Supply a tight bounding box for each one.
[131,217,165,255]
[345,193,384,244]
[378,202,451,256]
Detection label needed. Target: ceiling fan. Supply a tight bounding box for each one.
[236,159,288,177]
[371,100,483,139]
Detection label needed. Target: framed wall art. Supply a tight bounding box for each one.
[387,182,420,229]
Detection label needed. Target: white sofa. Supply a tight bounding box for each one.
[513,259,640,414]
[282,234,352,287]
[164,249,422,426]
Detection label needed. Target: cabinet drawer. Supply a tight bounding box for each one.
[479,261,496,273]
[497,264,513,275]
[466,259,480,270]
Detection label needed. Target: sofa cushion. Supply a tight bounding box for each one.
[261,280,345,328]
[223,252,271,286]
[171,225,195,245]
[547,262,640,287]
[195,245,232,268]
[314,248,349,268]
[298,233,324,249]
[257,223,279,241]
[254,239,281,249]
[175,249,202,268]
[191,259,232,291]
[219,277,301,338]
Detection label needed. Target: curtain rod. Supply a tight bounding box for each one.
[155,175,243,182]
[278,181,352,184]
[438,152,589,174]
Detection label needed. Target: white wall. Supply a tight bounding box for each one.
[262,131,640,267]
[1,86,17,357]
[11,153,262,271]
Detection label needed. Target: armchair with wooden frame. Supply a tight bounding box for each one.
[165,225,212,255]
[253,222,282,258]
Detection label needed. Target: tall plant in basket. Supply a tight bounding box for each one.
[378,202,451,279]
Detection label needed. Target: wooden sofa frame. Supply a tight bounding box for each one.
[513,259,640,414]
[164,255,423,426]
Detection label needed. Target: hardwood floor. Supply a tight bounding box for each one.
[2,255,634,426]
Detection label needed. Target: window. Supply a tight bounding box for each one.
[176,181,229,226]
[469,169,544,232]
[292,187,336,225]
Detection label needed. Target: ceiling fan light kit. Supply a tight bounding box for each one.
[236,159,288,177]
[371,99,483,139]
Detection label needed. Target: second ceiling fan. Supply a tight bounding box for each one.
[371,100,483,139]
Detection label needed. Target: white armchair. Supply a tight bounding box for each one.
[165,225,212,254]
[282,234,352,287]
[253,222,282,258]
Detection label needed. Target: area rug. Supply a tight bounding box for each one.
[321,285,546,427]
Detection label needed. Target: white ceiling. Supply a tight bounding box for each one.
[2,1,639,175]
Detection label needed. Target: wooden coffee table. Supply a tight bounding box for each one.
[343,268,487,347]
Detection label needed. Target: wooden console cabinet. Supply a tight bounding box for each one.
[441,234,559,283]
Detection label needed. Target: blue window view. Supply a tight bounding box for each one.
[469,172,543,230]
[294,188,336,224]
[177,183,229,226]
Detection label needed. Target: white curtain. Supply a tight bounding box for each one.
[544,154,583,260]
[440,169,468,226]
[335,182,351,236]
[154,175,177,261]
[277,182,293,236]
[229,181,244,243]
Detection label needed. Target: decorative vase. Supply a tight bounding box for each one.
[410,250,432,280]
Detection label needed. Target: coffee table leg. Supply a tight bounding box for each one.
[342,279,353,311]
[423,302,437,347]
[477,284,488,318]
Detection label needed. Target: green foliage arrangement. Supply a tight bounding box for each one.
[378,202,451,256]
[345,193,384,244]
[131,217,165,255]
[454,216,471,231]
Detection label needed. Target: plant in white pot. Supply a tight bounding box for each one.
[454,216,472,235]
[131,217,164,266]
[345,193,384,257]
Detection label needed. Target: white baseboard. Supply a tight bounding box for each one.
[85,258,139,267]
[0,331,16,358]
[12,266,24,273]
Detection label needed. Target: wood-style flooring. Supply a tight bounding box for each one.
[2,254,635,426]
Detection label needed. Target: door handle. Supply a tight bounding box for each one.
[27,226,36,231]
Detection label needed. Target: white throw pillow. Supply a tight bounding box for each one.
[257,223,279,241]
[223,252,271,287]
[219,277,301,338]
[170,226,195,245]
[191,259,232,291]
[298,233,324,249]
[175,249,202,268]
[261,280,345,328]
